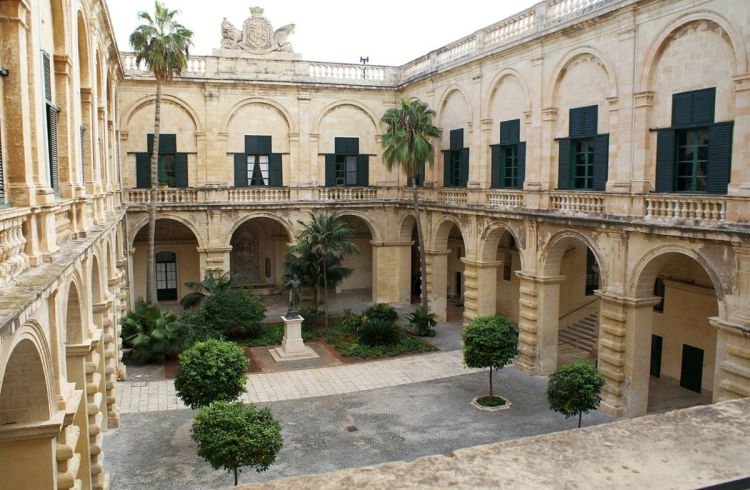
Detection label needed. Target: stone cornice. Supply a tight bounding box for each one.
[0,412,65,443]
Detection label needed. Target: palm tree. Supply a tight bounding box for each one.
[129,1,193,304]
[291,213,358,328]
[381,97,441,311]
[180,270,239,309]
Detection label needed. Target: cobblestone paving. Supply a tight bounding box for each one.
[118,350,476,413]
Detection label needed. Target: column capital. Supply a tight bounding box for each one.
[424,249,451,256]
[515,271,565,284]
[595,290,661,307]
[461,258,501,269]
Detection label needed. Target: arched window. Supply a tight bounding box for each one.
[155,251,177,301]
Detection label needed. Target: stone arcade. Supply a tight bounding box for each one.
[1,0,750,487]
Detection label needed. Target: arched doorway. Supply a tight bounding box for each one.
[634,252,718,414]
[132,218,200,305]
[488,229,522,324]
[337,215,374,303]
[431,219,466,323]
[399,215,421,305]
[230,217,291,293]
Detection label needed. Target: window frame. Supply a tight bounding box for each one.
[571,137,595,190]
[501,144,519,188]
[155,251,178,302]
[674,127,709,193]
[247,153,271,187]
[334,154,359,187]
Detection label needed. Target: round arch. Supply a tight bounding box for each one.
[226,213,295,248]
[312,100,379,135]
[548,46,618,107]
[334,211,381,242]
[480,223,525,268]
[76,9,91,88]
[90,251,105,304]
[437,84,473,126]
[398,213,418,242]
[221,98,296,134]
[432,216,468,252]
[62,273,87,345]
[484,69,532,118]
[130,215,206,249]
[629,245,725,317]
[51,0,68,56]
[0,321,55,423]
[638,12,747,92]
[121,94,203,133]
[540,230,608,289]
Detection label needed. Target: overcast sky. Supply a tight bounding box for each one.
[108,0,538,66]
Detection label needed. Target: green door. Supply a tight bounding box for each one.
[680,344,704,393]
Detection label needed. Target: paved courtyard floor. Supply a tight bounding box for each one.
[104,368,612,490]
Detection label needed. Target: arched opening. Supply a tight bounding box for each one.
[634,252,718,414]
[66,282,84,345]
[399,215,421,304]
[540,233,602,370]
[0,339,50,424]
[77,11,92,184]
[132,219,200,305]
[337,215,374,304]
[488,229,522,324]
[432,219,466,323]
[230,217,291,294]
[91,255,103,305]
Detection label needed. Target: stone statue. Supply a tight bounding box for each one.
[219,7,296,55]
[286,276,301,317]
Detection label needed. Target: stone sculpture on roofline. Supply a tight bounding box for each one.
[220,6,296,56]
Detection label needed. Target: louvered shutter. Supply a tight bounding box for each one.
[570,106,597,138]
[174,153,188,188]
[490,145,501,189]
[583,106,598,137]
[160,134,176,154]
[655,129,676,193]
[450,129,463,150]
[334,137,358,155]
[234,154,248,187]
[42,51,52,102]
[707,121,733,195]
[557,138,571,190]
[443,150,451,187]
[517,142,526,189]
[136,153,151,188]
[500,120,520,145]
[48,107,59,191]
[691,89,715,126]
[357,154,369,186]
[147,134,155,154]
[245,135,272,154]
[460,148,469,188]
[269,153,283,187]
[592,134,609,191]
[325,154,337,187]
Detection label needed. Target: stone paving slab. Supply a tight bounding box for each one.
[117,350,476,413]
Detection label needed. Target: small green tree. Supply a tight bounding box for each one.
[199,288,266,338]
[547,360,605,428]
[462,316,519,401]
[120,300,182,363]
[180,270,240,309]
[174,339,248,409]
[191,401,283,486]
[407,306,437,337]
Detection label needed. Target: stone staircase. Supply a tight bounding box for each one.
[558,312,599,353]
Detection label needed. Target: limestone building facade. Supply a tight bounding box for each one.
[2,0,750,487]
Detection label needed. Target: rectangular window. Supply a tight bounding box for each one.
[675,128,709,192]
[502,145,518,188]
[572,138,595,190]
[42,51,58,192]
[653,277,665,312]
[335,155,358,186]
[158,154,176,187]
[155,251,177,302]
[450,150,461,187]
[585,249,599,296]
[247,154,270,186]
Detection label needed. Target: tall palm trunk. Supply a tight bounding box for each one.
[322,254,329,328]
[146,82,162,304]
[412,184,428,311]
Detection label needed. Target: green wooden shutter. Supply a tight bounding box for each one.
[443,150,451,187]
[159,134,176,154]
[692,89,715,126]
[583,106,598,137]
[174,153,188,188]
[258,136,272,155]
[655,129,676,193]
[325,154,337,187]
[348,138,359,155]
[490,145,501,188]
[707,121,733,195]
[269,153,283,187]
[42,51,52,102]
[517,142,526,189]
[672,93,692,127]
[460,148,470,188]
[500,120,520,145]
[234,153,248,187]
[592,134,609,191]
[136,153,151,188]
[147,134,154,154]
[357,154,369,186]
[48,106,59,191]
[570,106,597,138]
[334,137,358,155]
[245,135,258,154]
[450,129,463,150]
[558,138,571,190]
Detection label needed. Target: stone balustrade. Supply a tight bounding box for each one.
[487,190,525,209]
[127,188,198,204]
[550,191,606,214]
[0,209,30,287]
[308,63,393,83]
[318,187,378,201]
[228,187,291,203]
[645,195,726,223]
[437,189,469,205]
[56,203,74,243]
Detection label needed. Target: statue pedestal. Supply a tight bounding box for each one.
[269,315,319,362]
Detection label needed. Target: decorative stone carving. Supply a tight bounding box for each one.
[220,6,295,55]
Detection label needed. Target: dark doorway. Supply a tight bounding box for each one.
[680,344,704,393]
[650,335,663,378]
[455,271,462,298]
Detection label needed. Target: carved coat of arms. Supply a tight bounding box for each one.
[221,6,295,55]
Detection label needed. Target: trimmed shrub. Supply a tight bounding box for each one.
[173,311,224,351]
[407,307,438,337]
[547,360,605,428]
[357,318,400,347]
[364,303,398,324]
[200,288,266,339]
[462,316,519,399]
[174,339,248,409]
[191,401,283,486]
[120,300,182,363]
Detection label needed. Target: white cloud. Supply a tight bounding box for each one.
[108,0,538,66]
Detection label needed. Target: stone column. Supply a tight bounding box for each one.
[198,246,232,276]
[479,119,494,187]
[372,241,413,305]
[461,258,501,322]
[426,249,450,322]
[65,342,94,489]
[515,272,564,375]
[630,91,654,195]
[95,298,120,428]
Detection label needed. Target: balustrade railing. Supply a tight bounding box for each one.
[228,187,290,203]
[318,187,377,201]
[438,189,468,205]
[0,209,29,287]
[645,196,726,223]
[308,63,394,83]
[550,191,605,214]
[56,204,73,243]
[487,190,524,209]
[127,188,198,204]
